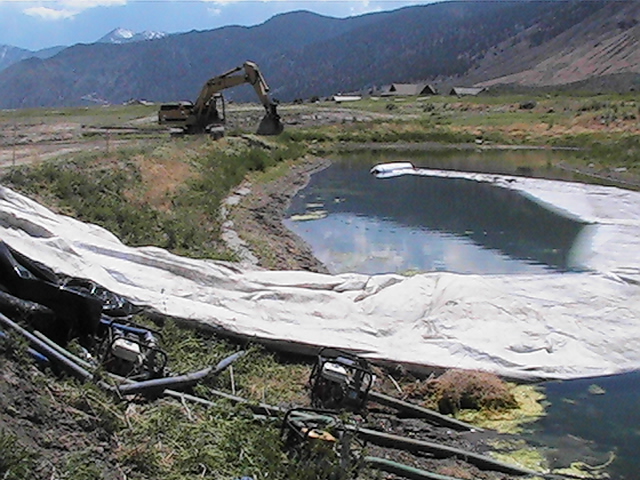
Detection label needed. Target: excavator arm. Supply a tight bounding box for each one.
[158,61,283,136]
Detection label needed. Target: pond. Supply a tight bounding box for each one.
[284,149,591,275]
[284,149,638,479]
[528,371,640,479]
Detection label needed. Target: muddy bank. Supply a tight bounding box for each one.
[225,155,332,273]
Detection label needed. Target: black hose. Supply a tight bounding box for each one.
[32,330,256,413]
[0,329,50,365]
[368,391,481,432]
[117,351,245,396]
[364,456,464,480]
[350,426,539,477]
[33,330,94,369]
[117,366,214,396]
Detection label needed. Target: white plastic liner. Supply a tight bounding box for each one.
[1,166,639,380]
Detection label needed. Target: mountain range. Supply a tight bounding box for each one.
[0,28,166,73]
[0,45,65,73]
[0,0,638,109]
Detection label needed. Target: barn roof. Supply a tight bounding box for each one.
[449,87,486,96]
[381,83,437,96]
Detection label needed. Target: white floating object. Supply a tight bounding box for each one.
[370,162,415,178]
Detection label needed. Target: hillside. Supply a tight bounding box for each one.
[468,1,640,88]
[0,1,638,108]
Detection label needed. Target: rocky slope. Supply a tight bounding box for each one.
[469,1,640,88]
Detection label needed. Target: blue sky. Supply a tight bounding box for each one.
[1,0,435,50]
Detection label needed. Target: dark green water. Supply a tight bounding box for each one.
[528,372,640,479]
[284,149,638,478]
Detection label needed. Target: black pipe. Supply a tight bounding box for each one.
[117,366,214,396]
[350,426,539,477]
[0,312,94,382]
[0,329,50,365]
[368,391,481,432]
[213,350,245,373]
[33,330,93,369]
[117,351,245,396]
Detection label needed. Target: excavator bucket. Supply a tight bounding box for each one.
[257,114,284,135]
[256,105,284,136]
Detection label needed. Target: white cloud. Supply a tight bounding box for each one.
[23,5,76,19]
[21,0,126,20]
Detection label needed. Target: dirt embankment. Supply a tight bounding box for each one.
[225,155,332,273]
[0,357,122,478]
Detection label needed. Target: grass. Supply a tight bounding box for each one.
[403,369,519,415]
[0,104,158,126]
[141,318,311,407]
[3,133,307,260]
[285,94,638,176]
[116,400,286,479]
[87,320,317,479]
[0,430,37,480]
[457,384,547,434]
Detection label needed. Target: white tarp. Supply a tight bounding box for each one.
[0,166,639,381]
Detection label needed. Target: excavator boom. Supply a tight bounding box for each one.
[158,61,283,136]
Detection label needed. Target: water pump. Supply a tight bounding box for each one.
[308,348,374,412]
[98,318,167,379]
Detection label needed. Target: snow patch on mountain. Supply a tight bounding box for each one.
[97,28,166,44]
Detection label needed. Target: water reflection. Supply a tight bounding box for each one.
[285,159,588,274]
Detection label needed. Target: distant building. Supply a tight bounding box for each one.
[449,87,486,97]
[332,94,362,103]
[124,98,154,106]
[380,83,437,97]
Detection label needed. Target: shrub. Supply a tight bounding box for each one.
[428,369,518,415]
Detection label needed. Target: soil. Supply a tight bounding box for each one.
[0,356,123,479]
[224,155,332,273]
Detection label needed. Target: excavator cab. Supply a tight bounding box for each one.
[158,94,226,135]
[158,61,283,137]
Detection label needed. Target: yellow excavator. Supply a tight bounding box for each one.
[158,61,283,136]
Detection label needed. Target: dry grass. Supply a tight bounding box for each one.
[433,370,518,414]
[405,369,518,415]
[138,155,195,211]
